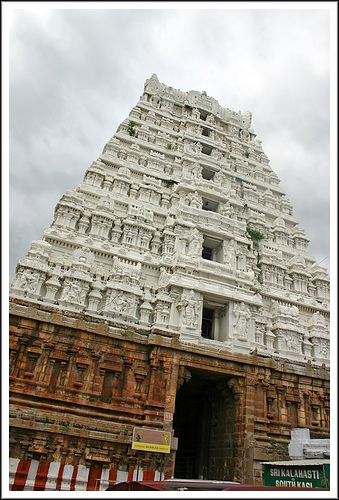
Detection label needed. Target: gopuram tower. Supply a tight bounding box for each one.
[9,74,330,490]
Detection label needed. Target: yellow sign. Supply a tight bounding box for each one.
[132,427,171,453]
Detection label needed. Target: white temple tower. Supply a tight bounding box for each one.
[10,73,330,365]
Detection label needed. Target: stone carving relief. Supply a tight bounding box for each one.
[110,218,123,244]
[144,74,167,98]
[214,169,231,189]
[44,267,62,303]
[108,291,135,315]
[60,280,88,307]
[177,367,192,390]
[15,270,42,295]
[233,302,251,339]
[223,239,237,268]
[310,312,326,328]
[211,148,224,162]
[153,299,171,326]
[184,141,203,155]
[182,162,202,183]
[311,338,330,359]
[10,240,52,298]
[285,334,302,353]
[271,301,299,321]
[87,281,103,313]
[177,290,200,329]
[307,312,330,361]
[191,107,200,120]
[84,170,104,188]
[240,111,252,130]
[187,228,204,257]
[101,258,142,321]
[182,191,202,208]
[158,267,170,288]
[52,191,84,230]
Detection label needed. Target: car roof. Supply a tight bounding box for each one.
[107,479,240,491]
[107,480,329,492]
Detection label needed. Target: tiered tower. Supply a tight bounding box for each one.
[10,73,330,362]
[9,74,330,490]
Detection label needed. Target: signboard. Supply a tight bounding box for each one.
[132,427,171,454]
[263,460,330,489]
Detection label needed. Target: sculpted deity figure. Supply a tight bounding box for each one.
[191,108,200,120]
[191,142,202,154]
[18,270,40,293]
[112,293,127,313]
[286,336,299,353]
[312,311,326,326]
[188,228,203,256]
[233,302,251,339]
[223,239,237,268]
[61,280,86,304]
[179,290,199,328]
[188,191,202,208]
[206,114,216,125]
[191,162,202,180]
[158,267,170,288]
[214,170,230,189]
[239,129,250,142]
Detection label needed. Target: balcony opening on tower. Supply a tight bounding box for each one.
[202,235,223,262]
[200,300,229,341]
[201,167,215,181]
[202,198,219,212]
[202,308,214,339]
[201,144,212,156]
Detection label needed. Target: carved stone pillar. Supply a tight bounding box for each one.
[227,377,245,483]
[14,336,29,378]
[147,349,161,404]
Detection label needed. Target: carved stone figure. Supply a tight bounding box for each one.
[233,302,251,339]
[18,270,40,293]
[188,228,203,256]
[179,290,199,328]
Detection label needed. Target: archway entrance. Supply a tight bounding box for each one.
[173,368,236,480]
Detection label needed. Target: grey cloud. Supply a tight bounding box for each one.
[7,6,333,286]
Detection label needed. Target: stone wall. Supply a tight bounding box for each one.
[9,298,329,489]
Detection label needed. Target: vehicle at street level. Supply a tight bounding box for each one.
[106,479,240,491]
[106,479,329,491]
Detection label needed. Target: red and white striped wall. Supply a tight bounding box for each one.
[9,458,165,491]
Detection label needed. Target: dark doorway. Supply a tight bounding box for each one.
[173,368,235,480]
[201,308,214,339]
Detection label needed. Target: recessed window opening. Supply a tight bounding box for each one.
[200,111,207,121]
[202,246,213,260]
[202,308,214,339]
[202,198,219,212]
[202,144,212,156]
[202,127,211,137]
[201,167,215,181]
[201,301,229,341]
[202,236,223,263]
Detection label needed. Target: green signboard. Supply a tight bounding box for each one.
[263,461,330,489]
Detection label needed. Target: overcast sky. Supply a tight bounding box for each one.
[4,2,337,289]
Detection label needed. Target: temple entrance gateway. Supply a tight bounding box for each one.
[173,368,236,480]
